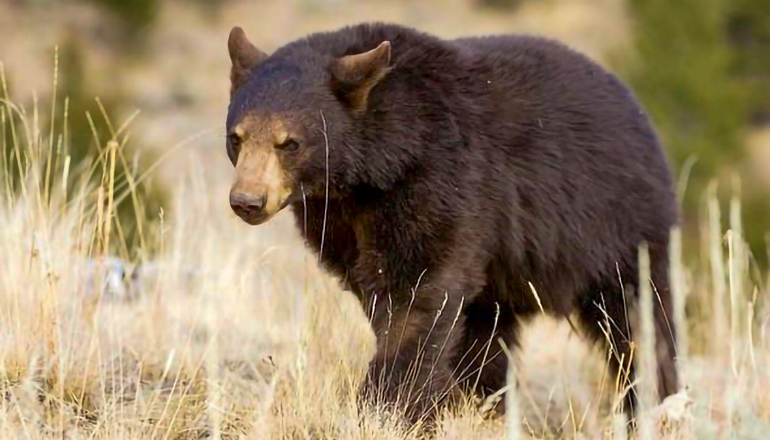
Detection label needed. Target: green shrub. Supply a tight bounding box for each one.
[619,0,769,268]
[472,0,528,11]
[727,0,770,125]
[91,0,158,32]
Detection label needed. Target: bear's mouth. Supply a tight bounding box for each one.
[237,211,273,226]
[236,191,300,226]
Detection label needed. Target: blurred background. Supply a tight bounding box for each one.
[1,0,768,262]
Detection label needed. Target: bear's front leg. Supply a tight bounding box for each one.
[361,290,467,424]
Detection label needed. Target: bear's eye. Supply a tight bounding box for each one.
[275,138,300,152]
[227,133,242,165]
[228,133,243,148]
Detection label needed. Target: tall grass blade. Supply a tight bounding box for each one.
[499,338,521,440]
[638,242,658,440]
[670,227,689,386]
[708,183,727,357]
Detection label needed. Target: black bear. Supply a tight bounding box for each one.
[224,22,678,423]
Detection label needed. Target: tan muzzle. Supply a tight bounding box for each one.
[229,147,293,225]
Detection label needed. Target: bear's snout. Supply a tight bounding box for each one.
[230,191,268,225]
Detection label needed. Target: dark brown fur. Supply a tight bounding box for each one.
[226,22,679,424]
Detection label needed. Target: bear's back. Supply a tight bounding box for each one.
[291,24,676,293]
[447,33,677,287]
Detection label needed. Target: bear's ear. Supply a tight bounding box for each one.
[331,41,393,116]
[228,26,268,96]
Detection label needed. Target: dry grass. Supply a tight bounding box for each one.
[1,58,769,440]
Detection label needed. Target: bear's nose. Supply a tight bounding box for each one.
[230,192,267,220]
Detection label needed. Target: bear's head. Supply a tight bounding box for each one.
[225,26,398,226]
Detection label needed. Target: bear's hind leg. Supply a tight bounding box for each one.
[577,252,679,423]
[647,250,679,401]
